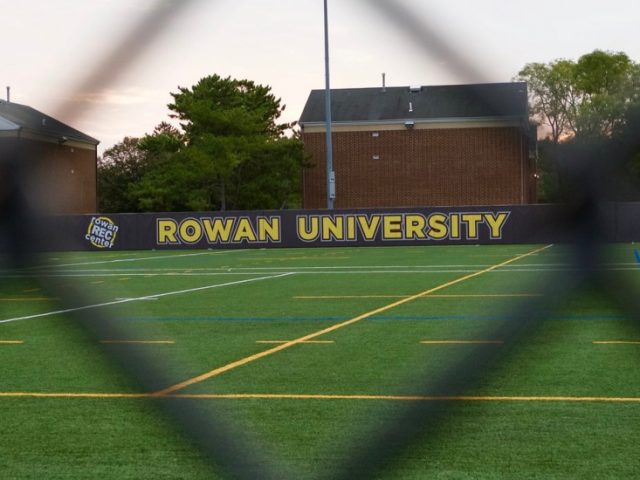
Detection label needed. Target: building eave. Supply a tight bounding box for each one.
[0,128,99,151]
[300,115,527,133]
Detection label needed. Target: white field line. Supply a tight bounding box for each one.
[7,262,610,274]
[8,255,637,274]
[28,250,243,270]
[1,266,637,279]
[0,273,277,278]
[218,262,638,270]
[0,273,294,325]
[0,264,525,274]
[114,297,159,301]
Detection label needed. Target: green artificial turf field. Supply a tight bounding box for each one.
[1,244,640,479]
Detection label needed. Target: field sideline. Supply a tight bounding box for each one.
[1,244,640,479]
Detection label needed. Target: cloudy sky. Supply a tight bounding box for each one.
[2,0,638,153]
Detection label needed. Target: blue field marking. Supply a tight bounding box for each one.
[634,249,640,265]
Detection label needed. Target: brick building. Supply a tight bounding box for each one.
[0,99,99,214]
[299,82,536,209]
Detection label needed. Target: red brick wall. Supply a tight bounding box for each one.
[302,127,536,209]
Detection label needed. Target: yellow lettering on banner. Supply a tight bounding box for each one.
[428,214,448,240]
[462,214,483,239]
[450,214,461,239]
[298,216,319,242]
[157,220,179,244]
[322,217,344,241]
[383,215,403,240]
[346,216,357,241]
[179,219,203,244]
[357,216,381,240]
[233,218,257,242]
[405,215,427,239]
[484,212,509,239]
[202,218,234,243]
[258,217,280,242]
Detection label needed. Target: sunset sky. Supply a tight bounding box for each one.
[2,0,638,153]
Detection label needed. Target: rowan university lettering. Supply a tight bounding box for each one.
[157,217,281,245]
[155,211,511,247]
[296,212,510,242]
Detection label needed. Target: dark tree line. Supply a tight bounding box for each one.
[98,75,308,213]
[517,50,640,202]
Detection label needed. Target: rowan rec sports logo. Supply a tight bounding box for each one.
[86,216,119,249]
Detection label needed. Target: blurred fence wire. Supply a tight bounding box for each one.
[1,0,639,478]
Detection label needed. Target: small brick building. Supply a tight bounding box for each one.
[0,100,99,214]
[299,82,536,209]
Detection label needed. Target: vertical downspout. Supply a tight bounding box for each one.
[520,127,525,204]
[95,145,99,213]
[323,0,335,210]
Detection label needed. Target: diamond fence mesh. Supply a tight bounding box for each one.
[1,1,639,478]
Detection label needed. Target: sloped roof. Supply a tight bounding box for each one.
[0,100,99,145]
[299,82,528,124]
[0,115,19,131]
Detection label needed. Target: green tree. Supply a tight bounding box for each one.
[99,75,306,213]
[229,136,306,210]
[535,140,562,203]
[618,104,640,194]
[517,50,640,142]
[165,74,301,211]
[97,137,146,212]
[98,123,184,212]
[573,50,640,137]
[129,122,193,211]
[518,50,640,202]
[516,60,576,144]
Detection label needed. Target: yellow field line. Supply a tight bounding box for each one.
[294,294,541,300]
[0,341,23,345]
[0,392,640,404]
[429,294,541,298]
[593,341,640,345]
[470,254,543,257]
[0,392,148,399]
[253,256,350,261]
[255,340,335,345]
[152,244,552,397]
[0,298,54,302]
[22,288,41,293]
[173,393,640,404]
[296,295,408,299]
[421,340,504,345]
[99,340,175,345]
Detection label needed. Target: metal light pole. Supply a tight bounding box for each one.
[323,0,335,209]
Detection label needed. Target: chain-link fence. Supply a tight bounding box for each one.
[1,1,639,478]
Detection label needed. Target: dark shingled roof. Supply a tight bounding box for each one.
[299,82,528,124]
[0,100,99,145]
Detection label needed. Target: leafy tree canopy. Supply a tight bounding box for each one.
[98,75,306,213]
[517,50,640,142]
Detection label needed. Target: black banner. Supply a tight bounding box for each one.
[40,204,617,252]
